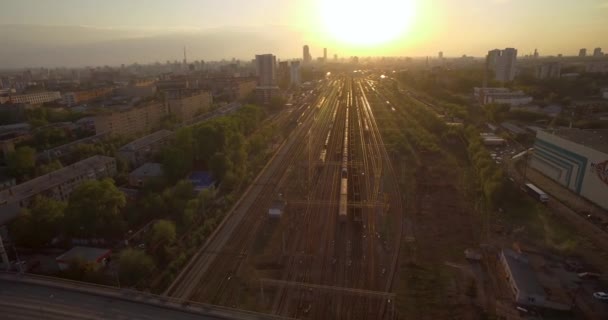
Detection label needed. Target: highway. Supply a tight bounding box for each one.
[0,274,291,320]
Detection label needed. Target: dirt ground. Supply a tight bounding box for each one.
[395,150,483,320]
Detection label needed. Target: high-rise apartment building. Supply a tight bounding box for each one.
[255,54,277,87]
[593,48,604,57]
[303,45,312,64]
[290,61,301,86]
[255,54,280,104]
[487,48,518,82]
[579,48,587,57]
[536,62,561,79]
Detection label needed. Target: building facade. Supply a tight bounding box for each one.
[166,90,212,123]
[3,91,61,105]
[531,129,608,210]
[94,102,167,136]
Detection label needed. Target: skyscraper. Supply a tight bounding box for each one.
[579,48,587,57]
[487,48,517,82]
[303,45,312,64]
[533,49,539,58]
[255,54,276,87]
[323,48,327,62]
[438,51,443,59]
[593,48,604,57]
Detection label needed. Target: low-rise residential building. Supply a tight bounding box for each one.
[200,77,257,101]
[128,162,163,188]
[62,87,113,106]
[117,130,174,167]
[1,91,61,105]
[165,90,212,123]
[56,246,111,271]
[94,102,167,136]
[474,87,533,106]
[0,155,117,221]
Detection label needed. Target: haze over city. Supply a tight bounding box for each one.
[1,1,608,320]
[2,0,608,67]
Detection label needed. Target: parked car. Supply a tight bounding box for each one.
[593,292,608,300]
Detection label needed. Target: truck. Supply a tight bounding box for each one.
[524,183,549,204]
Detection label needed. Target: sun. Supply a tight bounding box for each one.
[318,0,416,46]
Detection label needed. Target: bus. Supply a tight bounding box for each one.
[524,183,549,204]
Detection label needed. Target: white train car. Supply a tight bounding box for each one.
[339,177,348,222]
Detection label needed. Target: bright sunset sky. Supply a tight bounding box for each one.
[1,0,607,61]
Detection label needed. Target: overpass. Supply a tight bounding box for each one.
[0,273,291,320]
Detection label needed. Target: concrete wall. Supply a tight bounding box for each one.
[531,131,608,210]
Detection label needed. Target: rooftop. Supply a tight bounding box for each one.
[188,171,215,191]
[118,130,173,152]
[502,249,546,297]
[549,128,608,154]
[56,246,111,263]
[129,163,163,178]
[0,155,115,205]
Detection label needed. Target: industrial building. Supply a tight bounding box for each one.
[500,249,546,307]
[531,129,608,210]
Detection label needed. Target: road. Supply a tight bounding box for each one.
[0,274,290,320]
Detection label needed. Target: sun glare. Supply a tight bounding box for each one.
[318,0,416,46]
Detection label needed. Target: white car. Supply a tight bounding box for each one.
[593,292,608,300]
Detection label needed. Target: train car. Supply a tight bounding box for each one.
[339,177,348,222]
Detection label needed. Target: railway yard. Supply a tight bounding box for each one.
[166,76,406,319]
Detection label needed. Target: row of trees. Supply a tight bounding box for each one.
[464,126,505,206]
[10,178,127,248]
[161,105,265,189]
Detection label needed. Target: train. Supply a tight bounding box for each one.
[339,103,350,223]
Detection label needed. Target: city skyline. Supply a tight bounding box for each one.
[1,0,608,67]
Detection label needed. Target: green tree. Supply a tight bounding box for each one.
[118,249,155,287]
[209,152,232,181]
[7,146,36,180]
[37,159,63,175]
[65,179,126,237]
[148,220,176,247]
[10,196,66,248]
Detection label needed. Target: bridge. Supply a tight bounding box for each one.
[0,273,291,320]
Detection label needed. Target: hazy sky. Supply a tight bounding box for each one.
[1,0,607,66]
